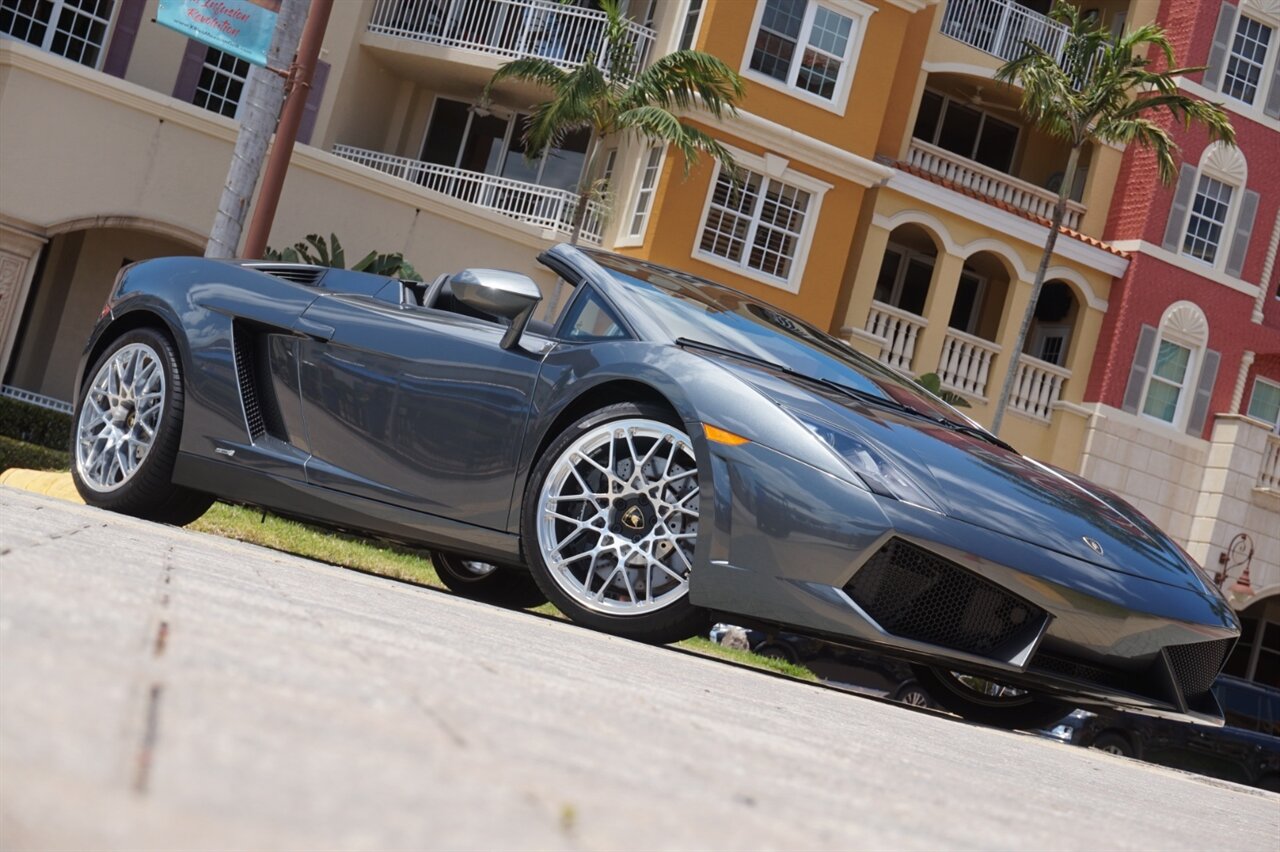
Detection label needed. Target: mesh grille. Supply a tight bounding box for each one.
[1166,639,1232,698]
[233,329,266,439]
[844,539,1047,659]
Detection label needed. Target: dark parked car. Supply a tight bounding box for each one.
[712,625,934,706]
[1062,677,1280,791]
[70,244,1239,730]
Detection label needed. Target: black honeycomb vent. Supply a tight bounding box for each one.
[844,538,1047,659]
[1166,638,1232,698]
[233,329,265,439]
[232,326,288,442]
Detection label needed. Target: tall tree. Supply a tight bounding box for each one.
[988,2,1234,436]
[484,0,744,245]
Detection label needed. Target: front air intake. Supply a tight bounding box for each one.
[1165,638,1232,698]
[844,538,1047,660]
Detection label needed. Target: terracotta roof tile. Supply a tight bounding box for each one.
[893,161,1129,259]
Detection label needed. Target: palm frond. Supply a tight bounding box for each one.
[623,51,745,117]
[616,107,735,175]
[484,57,568,100]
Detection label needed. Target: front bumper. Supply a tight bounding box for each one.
[689,438,1238,725]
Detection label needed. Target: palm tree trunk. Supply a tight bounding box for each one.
[568,135,603,246]
[989,144,1082,436]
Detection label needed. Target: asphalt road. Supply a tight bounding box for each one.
[1,488,1276,851]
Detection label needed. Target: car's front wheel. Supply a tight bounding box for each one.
[522,402,707,644]
[71,328,213,525]
[915,666,1069,730]
[429,550,547,609]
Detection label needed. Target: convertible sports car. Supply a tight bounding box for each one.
[71,244,1239,729]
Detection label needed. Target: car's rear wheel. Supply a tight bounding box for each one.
[1090,732,1134,758]
[430,550,547,609]
[893,681,934,708]
[522,402,707,644]
[72,328,213,525]
[915,666,1069,730]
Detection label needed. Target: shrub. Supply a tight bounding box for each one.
[0,435,70,472]
[0,397,72,450]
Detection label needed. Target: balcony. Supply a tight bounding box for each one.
[333,144,604,244]
[367,0,655,82]
[938,328,1001,399]
[1007,355,1070,421]
[941,0,1069,65]
[861,300,926,373]
[907,140,1086,231]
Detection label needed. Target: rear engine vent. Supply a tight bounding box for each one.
[844,538,1047,660]
[243,262,326,286]
[1166,638,1232,698]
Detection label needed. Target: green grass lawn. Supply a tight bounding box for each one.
[190,502,814,680]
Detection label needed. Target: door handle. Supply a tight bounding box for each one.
[294,318,335,342]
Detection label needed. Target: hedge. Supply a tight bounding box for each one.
[0,397,72,450]
[0,435,70,472]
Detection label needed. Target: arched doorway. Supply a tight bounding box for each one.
[1023,280,1079,367]
[935,250,1011,399]
[5,225,201,406]
[867,224,941,371]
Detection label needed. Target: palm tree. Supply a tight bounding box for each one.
[987,2,1234,436]
[484,0,744,245]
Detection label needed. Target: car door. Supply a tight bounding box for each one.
[295,291,549,531]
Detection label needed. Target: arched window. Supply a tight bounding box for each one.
[1162,143,1259,280]
[1122,302,1220,436]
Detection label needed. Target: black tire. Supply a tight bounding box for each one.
[521,401,708,644]
[71,328,213,525]
[893,680,935,708]
[755,640,801,665]
[1257,775,1280,794]
[915,666,1070,730]
[430,550,547,609]
[1090,732,1135,758]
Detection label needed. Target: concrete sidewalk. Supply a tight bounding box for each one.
[1,488,1276,851]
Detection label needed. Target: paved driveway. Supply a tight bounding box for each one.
[1,488,1276,850]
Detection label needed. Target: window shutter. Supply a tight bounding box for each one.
[1225,189,1260,279]
[1122,324,1158,414]
[297,60,331,146]
[1203,3,1238,92]
[102,0,146,78]
[1186,349,1220,437]
[172,40,206,102]
[1161,164,1198,253]
[1265,53,1280,119]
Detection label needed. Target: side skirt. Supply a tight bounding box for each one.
[173,452,524,563]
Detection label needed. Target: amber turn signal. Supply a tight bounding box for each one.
[704,424,749,446]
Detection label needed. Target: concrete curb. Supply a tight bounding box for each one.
[0,468,83,504]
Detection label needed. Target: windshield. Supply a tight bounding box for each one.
[587,252,974,427]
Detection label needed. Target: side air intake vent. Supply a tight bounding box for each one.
[844,538,1047,660]
[232,325,288,442]
[243,263,326,286]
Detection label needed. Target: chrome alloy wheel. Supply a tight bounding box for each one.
[75,342,166,493]
[536,419,699,615]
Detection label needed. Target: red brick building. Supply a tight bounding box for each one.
[1078,0,1279,685]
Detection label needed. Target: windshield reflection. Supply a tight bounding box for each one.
[588,252,970,427]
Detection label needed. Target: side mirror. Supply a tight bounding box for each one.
[449,268,543,350]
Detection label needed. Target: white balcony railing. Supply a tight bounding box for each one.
[864,300,927,372]
[937,329,1001,399]
[1259,433,1280,492]
[1009,354,1070,421]
[941,0,1070,64]
[367,0,655,81]
[908,140,1086,231]
[333,144,603,244]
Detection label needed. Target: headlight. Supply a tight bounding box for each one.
[791,412,942,513]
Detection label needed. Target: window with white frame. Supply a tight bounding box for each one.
[0,0,115,68]
[1142,339,1195,423]
[698,166,811,283]
[873,245,934,316]
[746,0,867,106]
[678,0,704,50]
[1182,175,1234,266]
[1247,376,1280,429]
[628,146,664,239]
[192,47,250,119]
[1222,15,1273,106]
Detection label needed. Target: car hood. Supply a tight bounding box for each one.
[719,360,1215,594]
